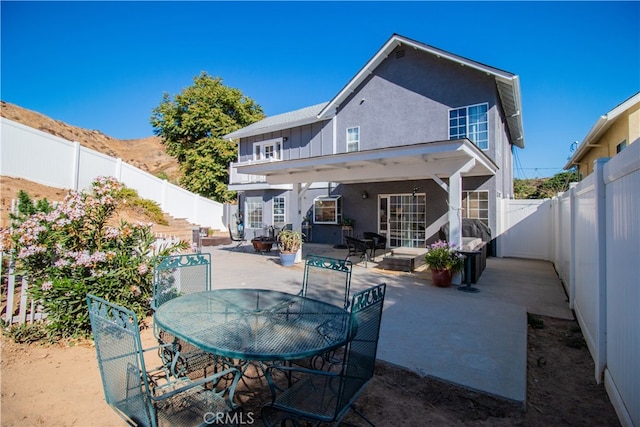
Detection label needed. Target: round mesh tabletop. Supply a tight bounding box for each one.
[154,289,350,361]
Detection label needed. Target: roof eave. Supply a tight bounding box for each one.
[318,34,525,148]
[223,116,322,140]
[564,92,640,169]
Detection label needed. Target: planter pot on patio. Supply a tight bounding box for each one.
[430,269,452,288]
[279,252,296,267]
[251,238,274,253]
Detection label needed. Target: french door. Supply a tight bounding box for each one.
[378,194,426,248]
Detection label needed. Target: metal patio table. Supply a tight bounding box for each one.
[153,289,351,362]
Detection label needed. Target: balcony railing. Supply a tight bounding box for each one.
[229,159,290,188]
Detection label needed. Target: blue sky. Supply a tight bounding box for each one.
[2,1,639,179]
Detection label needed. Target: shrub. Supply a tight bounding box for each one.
[0,176,188,340]
[118,187,168,225]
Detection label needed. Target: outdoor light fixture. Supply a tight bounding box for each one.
[412,187,420,197]
[362,191,369,199]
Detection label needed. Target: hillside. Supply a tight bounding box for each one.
[0,101,181,182]
[0,102,197,240]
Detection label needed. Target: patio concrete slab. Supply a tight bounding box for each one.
[202,243,573,404]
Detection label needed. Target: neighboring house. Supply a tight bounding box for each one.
[565,92,639,179]
[224,34,525,250]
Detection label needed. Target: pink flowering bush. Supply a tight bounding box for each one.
[424,240,464,272]
[0,177,188,339]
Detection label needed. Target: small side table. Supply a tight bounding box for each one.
[341,226,353,245]
[457,250,481,293]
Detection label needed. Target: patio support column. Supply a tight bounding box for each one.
[448,159,475,248]
[291,183,301,232]
[448,172,463,248]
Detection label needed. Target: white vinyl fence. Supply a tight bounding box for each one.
[0,117,225,230]
[497,142,639,427]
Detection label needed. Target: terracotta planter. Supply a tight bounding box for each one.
[430,269,453,288]
[251,239,274,252]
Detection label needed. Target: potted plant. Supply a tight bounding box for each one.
[278,230,304,266]
[342,217,354,229]
[424,240,464,287]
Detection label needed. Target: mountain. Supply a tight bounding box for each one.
[0,101,180,182]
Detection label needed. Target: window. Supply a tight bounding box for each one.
[449,103,488,150]
[616,139,627,154]
[313,196,342,224]
[273,196,285,225]
[246,198,263,229]
[462,191,489,226]
[346,127,360,152]
[253,138,282,161]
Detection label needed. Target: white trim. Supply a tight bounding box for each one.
[318,34,516,120]
[253,137,283,161]
[448,102,489,150]
[332,116,337,154]
[272,195,286,225]
[346,126,360,152]
[462,190,490,226]
[565,92,639,169]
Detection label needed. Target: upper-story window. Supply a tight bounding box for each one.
[346,127,360,152]
[616,139,627,154]
[253,138,282,161]
[449,103,488,150]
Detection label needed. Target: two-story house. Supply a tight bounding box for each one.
[564,92,639,179]
[224,34,525,250]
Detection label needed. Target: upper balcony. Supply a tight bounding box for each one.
[228,159,292,191]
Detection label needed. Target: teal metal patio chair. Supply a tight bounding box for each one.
[301,255,353,309]
[261,283,387,427]
[152,253,215,378]
[87,294,240,427]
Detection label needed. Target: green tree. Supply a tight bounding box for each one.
[150,72,265,202]
[514,170,579,199]
[531,170,578,199]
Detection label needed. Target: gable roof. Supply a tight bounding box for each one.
[224,34,525,148]
[318,34,525,149]
[564,92,640,169]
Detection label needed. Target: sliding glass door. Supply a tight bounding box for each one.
[378,193,426,248]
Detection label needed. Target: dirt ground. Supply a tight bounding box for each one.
[0,315,620,426]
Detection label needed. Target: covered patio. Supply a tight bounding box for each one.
[236,138,498,248]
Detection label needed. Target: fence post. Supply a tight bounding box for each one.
[593,157,609,383]
[18,277,29,325]
[72,141,81,191]
[568,187,576,310]
[5,256,16,323]
[115,158,123,181]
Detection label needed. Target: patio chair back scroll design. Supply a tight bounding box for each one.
[151,252,212,310]
[151,253,214,379]
[262,283,387,427]
[86,294,240,427]
[301,255,353,309]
